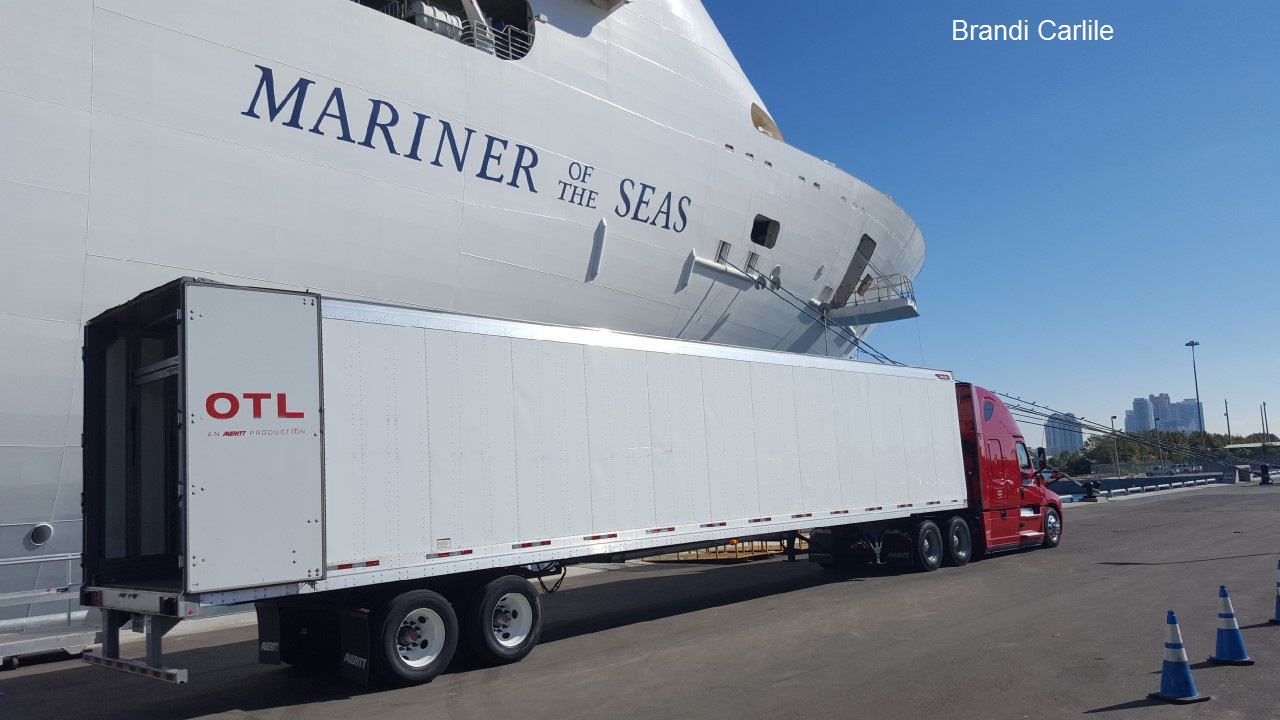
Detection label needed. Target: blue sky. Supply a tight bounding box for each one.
[707,1,1280,443]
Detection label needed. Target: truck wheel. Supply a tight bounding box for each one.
[912,520,943,572]
[942,516,972,567]
[373,590,458,686]
[1041,507,1063,548]
[464,575,542,665]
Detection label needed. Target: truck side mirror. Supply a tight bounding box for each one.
[1036,447,1047,469]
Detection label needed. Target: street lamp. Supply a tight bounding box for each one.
[1185,340,1205,440]
[1155,416,1165,466]
[1111,415,1120,478]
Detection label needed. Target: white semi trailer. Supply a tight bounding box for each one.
[79,279,1054,686]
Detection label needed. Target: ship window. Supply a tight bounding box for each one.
[750,215,780,249]
[356,0,536,61]
[983,401,995,423]
[745,251,760,275]
[716,240,732,264]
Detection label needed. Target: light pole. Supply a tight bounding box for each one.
[1185,340,1205,441]
[1111,415,1121,478]
[1224,399,1232,441]
[1155,416,1165,466]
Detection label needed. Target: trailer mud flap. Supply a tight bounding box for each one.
[255,603,282,665]
[338,608,371,685]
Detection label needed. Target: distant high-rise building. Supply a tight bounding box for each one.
[1046,413,1085,456]
[1172,398,1203,434]
[1150,393,1173,431]
[1123,393,1205,435]
[1127,398,1154,433]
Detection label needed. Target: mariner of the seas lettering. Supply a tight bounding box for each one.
[241,65,692,234]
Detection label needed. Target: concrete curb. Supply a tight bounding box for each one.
[1064,481,1218,508]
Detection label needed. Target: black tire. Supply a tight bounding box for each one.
[912,520,943,572]
[464,575,542,666]
[372,589,458,686]
[1041,507,1063,548]
[942,516,972,567]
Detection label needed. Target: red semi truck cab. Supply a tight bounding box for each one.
[956,383,1063,552]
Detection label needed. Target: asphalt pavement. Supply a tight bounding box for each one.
[2,484,1278,720]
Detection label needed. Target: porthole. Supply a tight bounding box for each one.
[29,523,54,546]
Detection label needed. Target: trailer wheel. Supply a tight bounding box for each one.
[464,575,542,665]
[911,520,943,572]
[942,516,972,567]
[1041,507,1063,549]
[373,590,458,686]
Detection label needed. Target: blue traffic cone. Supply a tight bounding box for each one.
[1271,561,1280,625]
[1149,610,1211,704]
[1209,585,1254,664]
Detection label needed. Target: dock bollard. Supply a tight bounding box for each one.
[1271,560,1280,625]
[1208,585,1254,665]
[1150,610,1211,704]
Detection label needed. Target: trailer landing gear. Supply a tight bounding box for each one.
[81,609,188,684]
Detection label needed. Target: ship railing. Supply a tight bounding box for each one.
[461,20,534,60]
[353,0,405,17]
[845,274,916,307]
[0,553,85,633]
[355,0,535,61]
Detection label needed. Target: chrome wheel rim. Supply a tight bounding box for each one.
[951,526,971,560]
[1046,511,1062,541]
[490,592,534,648]
[923,529,941,564]
[396,607,446,668]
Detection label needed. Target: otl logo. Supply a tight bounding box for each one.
[206,392,304,419]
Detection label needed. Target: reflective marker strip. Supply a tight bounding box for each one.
[512,540,552,549]
[1164,616,1189,662]
[748,517,772,524]
[792,513,812,519]
[1164,641,1189,662]
[582,533,618,541]
[429,549,474,559]
[646,527,676,534]
[329,560,381,571]
[701,521,727,528]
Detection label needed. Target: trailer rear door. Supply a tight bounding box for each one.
[183,284,325,593]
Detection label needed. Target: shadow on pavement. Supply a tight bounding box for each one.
[0,559,896,719]
[538,559,871,644]
[1097,552,1278,566]
[1082,698,1165,713]
[1146,659,1227,673]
